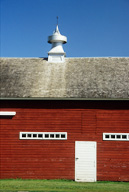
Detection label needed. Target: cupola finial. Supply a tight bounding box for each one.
[55,16,60,34]
[57,16,58,25]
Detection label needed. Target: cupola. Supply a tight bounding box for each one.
[48,18,67,63]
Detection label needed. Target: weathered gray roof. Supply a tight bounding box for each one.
[0,57,129,99]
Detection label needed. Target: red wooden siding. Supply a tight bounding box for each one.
[0,100,129,181]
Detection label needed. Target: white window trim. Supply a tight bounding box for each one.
[103,133,129,141]
[19,132,67,140]
[0,111,16,116]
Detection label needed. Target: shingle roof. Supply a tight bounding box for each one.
[0,57,129,99]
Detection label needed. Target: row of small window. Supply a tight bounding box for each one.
[19,132,67,140]
[103,133,129,141]
[19,132,129,141]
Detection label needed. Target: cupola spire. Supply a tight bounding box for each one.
[57,16,58,25]
[48,18,67,63]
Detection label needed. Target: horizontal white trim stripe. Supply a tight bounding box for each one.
[0,111,16,116]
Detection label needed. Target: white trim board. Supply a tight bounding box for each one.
[0,111,16,116]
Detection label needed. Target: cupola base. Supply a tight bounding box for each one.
[48,54,65,63]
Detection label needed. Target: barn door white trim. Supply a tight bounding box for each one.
[75,141,97,182]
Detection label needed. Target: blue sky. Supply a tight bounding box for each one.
[1,0,129,57]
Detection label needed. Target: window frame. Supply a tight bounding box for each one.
[19,132,67,140]
[103,133,129,141]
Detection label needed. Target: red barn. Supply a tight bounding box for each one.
[0,57,129,182]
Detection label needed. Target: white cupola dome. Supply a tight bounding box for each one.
[48,18,67,63]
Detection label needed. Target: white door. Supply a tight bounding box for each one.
[75,141,97,182]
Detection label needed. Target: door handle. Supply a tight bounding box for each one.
[75,158,79,160]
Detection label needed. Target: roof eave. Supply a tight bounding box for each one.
[0,97,129,101]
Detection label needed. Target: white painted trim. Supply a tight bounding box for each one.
[19,132,67,140]
[0,111,16,116]
[103,133,129,141]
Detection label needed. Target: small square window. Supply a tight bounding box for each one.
[105,135,109,139]
[116,135,121,139]
[28,134,31,137]
[56,134,60,138]
[111,135,115,139]
[38,134,43,138]
[122,135,127,139]
[22,134,26,138]
[50,134,54,138]
[45,134,49,138]
[61,134,65,138]
[33,134,37,137]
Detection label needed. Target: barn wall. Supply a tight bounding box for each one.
[0,100,129,181]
